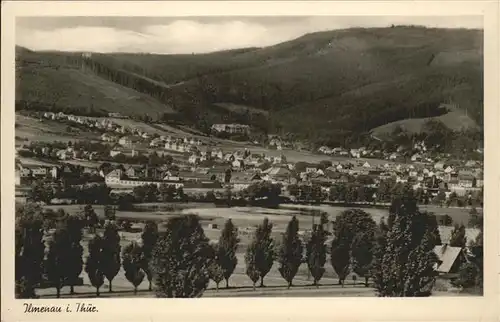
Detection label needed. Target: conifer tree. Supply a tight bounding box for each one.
[45,227,70,298]
[449,224,467,248]
[122,241,146,294]
[15,204,45,299]
[217,219,239,288]
[208,244,224,292]
[370,217,389,282]
[277,216,303,288]
[65,215,84,294]
[104,205,116,221]
[141,220,159,291]
[101,222,121,292]
[425,212,442,246]
[330,238,350,286]
[82,204,98,232]
[85,235,105,296]
[351,231,375,287]
[150,215,213,297]
[307,223,327,286]
[245,243,260,290]
[245,218,274,288]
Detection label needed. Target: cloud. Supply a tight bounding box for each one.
[16,16,483,54]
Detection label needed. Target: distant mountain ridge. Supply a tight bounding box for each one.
[16,25,483,146]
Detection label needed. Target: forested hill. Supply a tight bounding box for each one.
[16,26,483,146]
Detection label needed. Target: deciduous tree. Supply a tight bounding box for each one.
[150,215,213,297]
[372,189,439,296]
[122,241,146,294]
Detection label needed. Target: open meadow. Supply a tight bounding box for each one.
[35,203,465,299]
[15,114,101,144]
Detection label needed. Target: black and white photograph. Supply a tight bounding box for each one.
[9,9,489,302]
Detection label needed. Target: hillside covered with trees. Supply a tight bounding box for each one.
[16,26,483,146]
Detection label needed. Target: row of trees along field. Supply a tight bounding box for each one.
[15,188,483,298]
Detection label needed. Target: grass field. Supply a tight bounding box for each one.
[15,114,101,144]
[44,202,474,231]
[371,105,479,137]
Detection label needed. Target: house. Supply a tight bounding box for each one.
[176,144,188,153]
[434,162,445,170]
[387,153,398,160]
[104,168,123,184]
[56,149,73,160]
[44,112,56,120]
[465,160,477,167]
[458,173,475,188]
[273,154,287,164]
[106,169,184,189]
[211,123,250,135]
[108,112,126,118]
[411,153,422,162]
[17,164,32,178]
[83,166,99,176]
[475,173,484,188]
[232,159,245,169]
[149,138,163,147]
[188,154,201,165]
[15,169,21,185]
[245,153,262,165]
[110,149,138,158]
[318,146,330,154]
[30,165,48,177]
[210,149,223,160]
[224,153,236,162]
[362,161,371,168]
[118,136,140,148]
[350,149,361,158]
[444,166,454,174]
[264,166,291,182]
[433,244,467,275]
[124,165,141,179]
[163,171,181,182]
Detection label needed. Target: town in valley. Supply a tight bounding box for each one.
[14,16,484,299]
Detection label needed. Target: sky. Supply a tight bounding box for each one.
[16,16,483,54]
